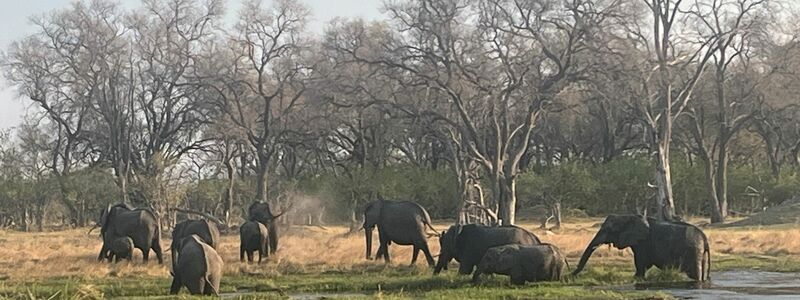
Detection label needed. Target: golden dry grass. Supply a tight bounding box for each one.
[0,220,799,282]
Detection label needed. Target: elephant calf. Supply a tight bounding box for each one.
[472,244,567,285]
[240,220,269,263]
[434,224,542,275]
[170,235,223,295]
[109,237,134,263]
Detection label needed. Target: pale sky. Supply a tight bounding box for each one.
[0,0,383,130]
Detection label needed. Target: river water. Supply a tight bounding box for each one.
[635,270,800,299]
[220,270,800,299]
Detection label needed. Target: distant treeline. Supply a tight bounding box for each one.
[1,0,799,230]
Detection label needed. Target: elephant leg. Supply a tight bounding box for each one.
[261,238,269,260]
[685,253,702,281]
[264,236,271,257]
[186,278,202,295]
[240,245,245,262]
[169,276,182,295]
[376,240,391,263]
[152,241,164,264]
[510,265,527,285]
[633,250,648,279]
[247,251,254,263]
[411,246,420,265]
[471,268,483,285]
[258,248,263,264]
[202,279,213,295]
[458,262,474,275]
[375,244,385,259]
[382,243,391,263]
[141,247,151,263]
[510,273,526,285]
[98,243,109,262]
[419,243,436,267]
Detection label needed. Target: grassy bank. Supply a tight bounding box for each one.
[0,219,798,299]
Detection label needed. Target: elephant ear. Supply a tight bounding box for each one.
[248,202,259,216]
[450,224,464,253]
[363,201,382,228]
[617,215,650,248]
[99,204,113,235]
[495,246,517,271]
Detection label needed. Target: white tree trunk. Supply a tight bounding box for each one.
[655,144,676,221]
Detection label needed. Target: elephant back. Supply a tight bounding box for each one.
[173,219,219,249]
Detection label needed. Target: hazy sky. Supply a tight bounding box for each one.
[0,0,383,130]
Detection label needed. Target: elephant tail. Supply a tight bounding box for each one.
[704,246,711,281]
[205,276,219,296]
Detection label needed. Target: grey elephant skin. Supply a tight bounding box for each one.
[573,214,711,281]
[171,219,220,270]
[170,234,223,296]
[108,236,134,263]
[363,200,437,266]
[239,220,269,263]
[434,224,542,275]
[472,244,567,285]
[248,202,285,255]
[95,204,164,264]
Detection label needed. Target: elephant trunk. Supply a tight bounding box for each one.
[572,231,606,276]
[268,220,278,255]
[365,226,373,260]
[433,252,449,275]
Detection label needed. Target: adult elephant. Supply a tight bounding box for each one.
[248,202,286,255]
[171,219,220,270]
[572,214,710,281]
[363,200,438,266]
[434,224,541,275]
[92,203,164,264]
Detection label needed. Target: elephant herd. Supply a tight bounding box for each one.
[363,199,711,285]
[91,199,711,295]
[92,202,283,295]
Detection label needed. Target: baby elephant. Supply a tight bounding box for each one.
[239,220,269,263]
[170,235,223,295]
[473,244,567,285]
[108,236,134,263]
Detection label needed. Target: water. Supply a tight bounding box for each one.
[635,270,800,300]
[222,270,800,299]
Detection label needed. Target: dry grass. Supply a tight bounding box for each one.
[0,220,799,282]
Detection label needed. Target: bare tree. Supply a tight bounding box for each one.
[680,0,770,223]
[626,0,720,220]
[216,0,312,203]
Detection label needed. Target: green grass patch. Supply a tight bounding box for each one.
[4,254,797,299]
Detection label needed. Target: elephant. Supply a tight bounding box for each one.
[92,204,164,264]
[239,220,269,263]
[248,202,286,255]
[472,244,568,285]
[108,236,134,263]
[434,224,541,275]
[170,234,223,296]
[171,219,220,270]
[572,214,711,281]
[363,199,438,266]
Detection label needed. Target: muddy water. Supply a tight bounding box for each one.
[636,270,800,299]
